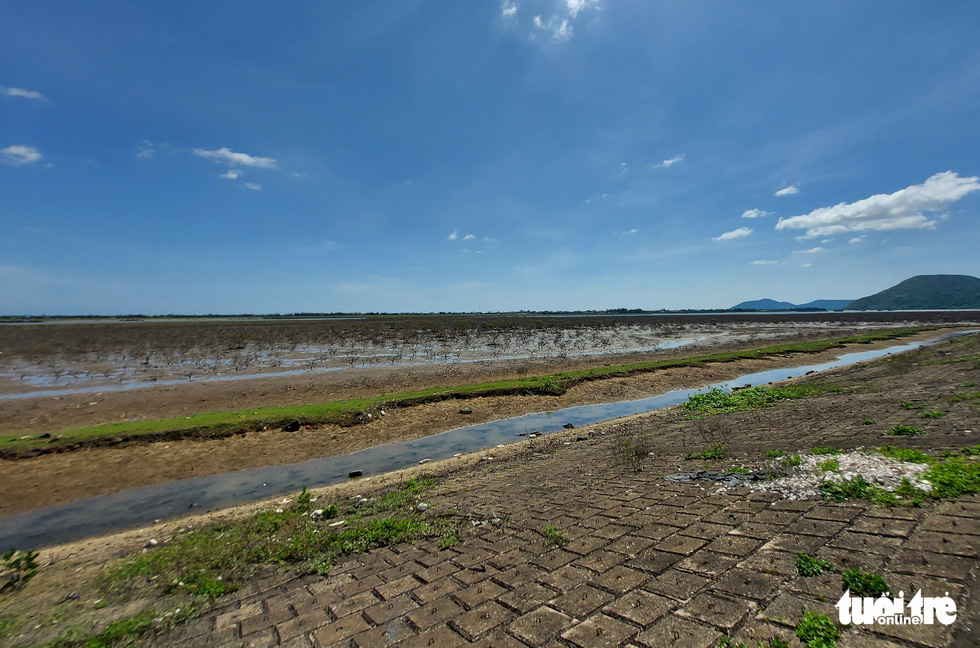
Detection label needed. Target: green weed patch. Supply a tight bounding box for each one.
[100,479,438,601]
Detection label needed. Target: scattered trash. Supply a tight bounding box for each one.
[349,470,363,478]
[666,470,777,489]
[459,406,474,414]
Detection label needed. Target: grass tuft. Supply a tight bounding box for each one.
[841,567,890,597]
[796,611,840,648]
[888,424,924,436]
[795,553,834,577]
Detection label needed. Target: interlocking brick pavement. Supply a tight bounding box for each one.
[145,339,980,648]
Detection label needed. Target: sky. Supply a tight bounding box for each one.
[2,1,979,315]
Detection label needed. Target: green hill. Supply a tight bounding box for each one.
[845,274,980,310]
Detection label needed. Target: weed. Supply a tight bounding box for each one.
[684,383,838,417]
[782,454,802,469]
[727,466,751,474]
[888,425,924,436]
[716,639,748,648]
[762,449,786,458]
[0,615,17,635]
[685,443,727,460]
[860,417,874,425]
[962,381,977,387]
[43,606,197,648]
[812,446,842,455]
[796,553,834,577]
[923,456,980,499]
[820,476,898,506]
[899,401,925,410]
[919,410,947,419]
[437,532,460,550]
[296,485,312,512]
[841,567,890,597]
[817,458,839,472]
[795,611,840,648]
[948,391,980,404]
[617,430,653,470]
[541,525,567,546]
[876,445,935,464]
[100,480,436,600]
[1,549,39,592]
[759,639,790,648]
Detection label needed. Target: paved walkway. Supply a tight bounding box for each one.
[148,342,980,648]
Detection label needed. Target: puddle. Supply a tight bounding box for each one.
[0,331,972,550]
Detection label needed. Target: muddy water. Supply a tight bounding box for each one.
[0,333,970,550]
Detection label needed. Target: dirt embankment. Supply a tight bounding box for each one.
[0,327,965,517]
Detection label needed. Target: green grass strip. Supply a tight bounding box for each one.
[0,327,931,456]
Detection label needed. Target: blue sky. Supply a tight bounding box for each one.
[2,1,979,314]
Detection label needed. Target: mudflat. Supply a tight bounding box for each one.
[1,325,977,647]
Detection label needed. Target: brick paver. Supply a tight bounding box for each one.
[145,336,980,648]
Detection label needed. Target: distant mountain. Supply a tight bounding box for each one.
[731,298,850,311]
[798,299,854,311]
[845,274,980,310]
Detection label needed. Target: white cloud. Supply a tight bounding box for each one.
[741,208,771,219]
[193,147,278,169]
[776,171,980,239]
[794,247,825,254]
[1,145,42,166]
[849,236,865,244]
[551,18,573,41]
[463,234,476,240]
[801,263,812,268]
[712,227,753,242]
[530,0,600,42]
[321,240,340,251]
[775,185,799,196]
[1,86,44,100]
[136,140,156,159]
[654,154,685,169]
[447,229,459,241]
[565,0,600,18]
[243,182,262,191]
[502,2,517,17]
[220,169,242,180]
[751,260,778,265]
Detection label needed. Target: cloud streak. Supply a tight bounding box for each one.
[775,185,799,196]
[712,227,752,241]
[1,86,44,100]
[776,171,980,238]
[1,145,42,166]
[741,208,771,219]
[654,154,685,169]
[193,147,278,169]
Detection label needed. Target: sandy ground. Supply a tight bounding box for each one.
[0,327,964,516]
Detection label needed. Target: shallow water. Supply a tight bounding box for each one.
[0,331,971,550]
[0,335,719,400]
